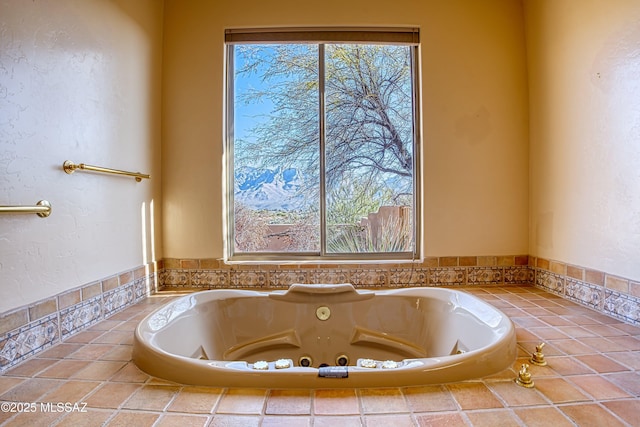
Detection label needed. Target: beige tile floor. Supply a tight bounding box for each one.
[1,286,639,426]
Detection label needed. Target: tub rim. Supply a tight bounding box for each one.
[132,286,517,388]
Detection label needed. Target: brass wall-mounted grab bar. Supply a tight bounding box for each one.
[63,160,150,182]
[0,200,52,217]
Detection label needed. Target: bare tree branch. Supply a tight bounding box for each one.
[234,43,414,196]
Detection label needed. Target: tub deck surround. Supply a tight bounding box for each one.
[132,284,517,388]
[1,286,639,427]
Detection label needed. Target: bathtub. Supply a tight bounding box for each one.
[133,284,516,388]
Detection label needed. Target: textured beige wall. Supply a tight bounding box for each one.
[525,0,640,281]
[161,0,530,259]
[0,0,164,313]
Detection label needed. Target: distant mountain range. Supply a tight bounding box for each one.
[234,165,412,211]
[234,166,308,211]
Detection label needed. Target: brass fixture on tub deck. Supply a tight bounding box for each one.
[0,200,51,218]
[530,342,547,366]
[63,160,150,182]
[515,363,534,388]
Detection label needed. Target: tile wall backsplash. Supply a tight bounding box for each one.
[160,255,639,325]
[159,255,532,289]
[531,257,640,325]
[0,263,158,373]
[1,254,639,373]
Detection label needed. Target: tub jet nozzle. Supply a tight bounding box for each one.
[299,356,312,367]
[316,306,331,320]
[336,354,349,366]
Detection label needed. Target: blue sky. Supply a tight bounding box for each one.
[233,49,273,146]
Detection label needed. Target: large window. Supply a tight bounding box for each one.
[225,28,421,262]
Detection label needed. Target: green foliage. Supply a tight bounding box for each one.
[327,179,394,224]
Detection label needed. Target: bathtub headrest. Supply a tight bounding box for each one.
[269,283,375,303]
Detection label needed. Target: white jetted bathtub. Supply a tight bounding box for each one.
[133,284,516,388]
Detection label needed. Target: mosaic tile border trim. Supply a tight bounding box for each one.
[161,255,639,325]
[160,265,534,288]
[604,289,640,325]
[159,256,532,290]
[0,264,158,373]
[0,314,59,372]
[531,256,640,325]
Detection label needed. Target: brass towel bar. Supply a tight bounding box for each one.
[0,200,52,217]
[63,160,150,182]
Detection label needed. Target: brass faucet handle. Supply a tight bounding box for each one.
[530,342,547,366]
[515,363,535,388]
